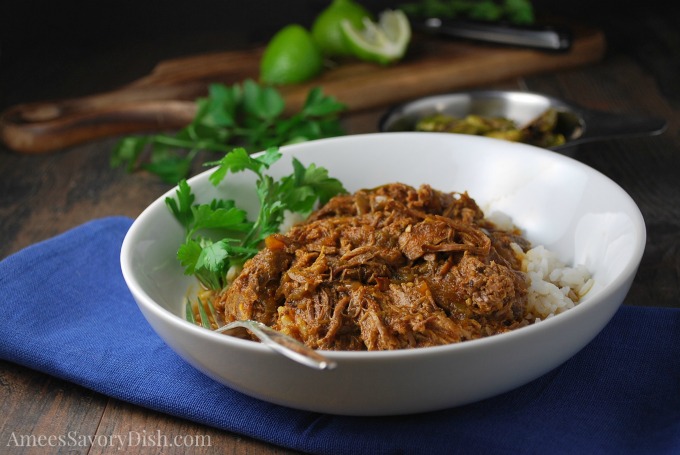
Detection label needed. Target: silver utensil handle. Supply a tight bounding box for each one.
[246,321,337,371]
[417,18,572,52]
[216,320,337,370]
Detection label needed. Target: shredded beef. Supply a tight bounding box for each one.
[216,183,531,350]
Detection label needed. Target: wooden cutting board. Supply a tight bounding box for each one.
[0,24,605,154]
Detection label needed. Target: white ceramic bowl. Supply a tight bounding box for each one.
[121,132,645,416]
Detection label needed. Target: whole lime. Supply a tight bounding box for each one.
[260,24,324,85]
[311,0,372,57]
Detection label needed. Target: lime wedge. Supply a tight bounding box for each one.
[312,0,372,57]
[340,9,411,65]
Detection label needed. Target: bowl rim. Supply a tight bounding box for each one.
[121,132,647,361]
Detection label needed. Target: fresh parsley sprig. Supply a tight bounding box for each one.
[111,80,346,183]
[166,147,346,291]
[400,0,535,25]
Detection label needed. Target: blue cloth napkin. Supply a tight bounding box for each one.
[1,217,678,455]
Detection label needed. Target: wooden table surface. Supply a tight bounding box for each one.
[1,1,678,453]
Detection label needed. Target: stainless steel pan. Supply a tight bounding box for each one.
[378,90,667,151]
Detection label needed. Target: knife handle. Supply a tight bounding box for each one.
[418,18,572,52]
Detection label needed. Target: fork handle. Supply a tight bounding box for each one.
[216,321,337,370]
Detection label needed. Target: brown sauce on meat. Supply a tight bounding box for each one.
[214,183,533,351]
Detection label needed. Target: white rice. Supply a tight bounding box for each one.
[490,207,594,320]
[512,243,594,320]
[279,210,307,234]
[486,211,515,231]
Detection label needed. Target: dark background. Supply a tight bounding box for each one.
[2,1,678,111]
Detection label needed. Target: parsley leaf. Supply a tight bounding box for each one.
[206,147,281,186]
[165,180,195,230]
[400,0,535,25]
[166,146,346,290]
[111,81,346,184]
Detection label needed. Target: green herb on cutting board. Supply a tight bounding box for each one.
[110,80,346,183]
[400,0,535,25]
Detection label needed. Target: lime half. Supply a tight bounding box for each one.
[340,9,411,65]
[312,0,372,57]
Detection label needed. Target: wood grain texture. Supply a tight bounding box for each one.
[0,362,108,454]
[93,400,298,455]
[0,26,605,154]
